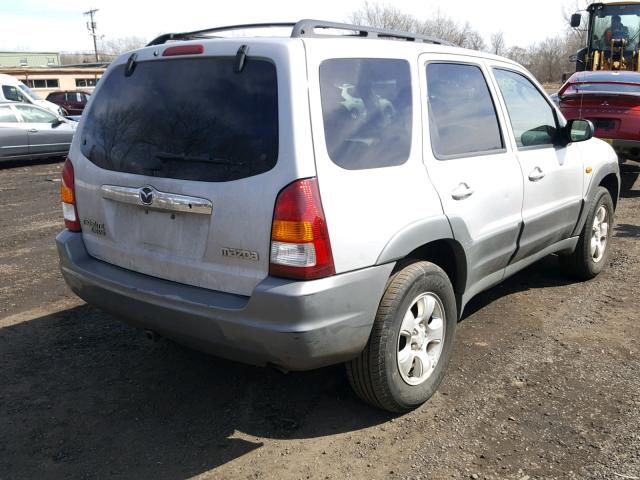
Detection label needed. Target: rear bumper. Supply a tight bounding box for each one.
[56,231,393,370]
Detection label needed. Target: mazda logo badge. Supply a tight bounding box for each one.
[139,186,154,205]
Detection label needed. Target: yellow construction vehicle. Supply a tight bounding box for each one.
[571,2,640,71]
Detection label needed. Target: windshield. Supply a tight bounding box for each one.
[591,4,640,51]
[18,82,41,100]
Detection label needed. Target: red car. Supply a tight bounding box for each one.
[556,71,640,161]
[46,90,91,116]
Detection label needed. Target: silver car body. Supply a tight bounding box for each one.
[56,33,620,370]
[0,102,75,161]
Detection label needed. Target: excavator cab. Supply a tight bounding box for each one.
[571,2,640,71]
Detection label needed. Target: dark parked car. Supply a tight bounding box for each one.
[0,102,76,161]
[46,91,91,116]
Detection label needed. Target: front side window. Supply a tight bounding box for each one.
[0,106,18,123]
[2,85,24,102]
[493,69,558,148]
[15,105,57,123]
[320,58,412,170]
[426,63,504,158]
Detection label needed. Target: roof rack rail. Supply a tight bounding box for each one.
[146,19,455,47]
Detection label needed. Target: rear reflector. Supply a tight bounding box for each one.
[60,157,81,232]
[162,44,204,56]
[269,178,334,280]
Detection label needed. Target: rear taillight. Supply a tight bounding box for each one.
[269,178,335,280]
[60,157,81,232]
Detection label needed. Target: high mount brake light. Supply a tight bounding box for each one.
[269,178,335,280]
[162,44,204,56]
[61,157,81,232]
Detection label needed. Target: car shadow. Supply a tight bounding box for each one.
[461,255,574,320]
[0,305,391,478]
[615,223,640,238]
[620,160,640,198]
[0,156,65,170]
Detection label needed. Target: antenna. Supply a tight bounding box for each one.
[83,8,100,62]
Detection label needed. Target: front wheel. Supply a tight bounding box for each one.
[346,261,457,413]
[560,187,614,280]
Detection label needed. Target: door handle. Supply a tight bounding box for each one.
[28,128,38,133]
[528,167,545,182]
[451,182,474,200]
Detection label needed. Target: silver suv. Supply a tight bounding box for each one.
[56,20,620,412]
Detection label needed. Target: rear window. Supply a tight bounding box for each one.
[80,57,278,182]
[319,58,412,170]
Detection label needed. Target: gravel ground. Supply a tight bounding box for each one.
[0,158,638,480]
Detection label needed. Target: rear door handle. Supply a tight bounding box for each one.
[451,182,474,200]
[528,167,545,182]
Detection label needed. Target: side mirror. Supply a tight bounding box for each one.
[567,119,594,143]
[570,13,582,28]
[51,118,65,128]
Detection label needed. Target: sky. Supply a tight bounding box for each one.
[0,0,580,53]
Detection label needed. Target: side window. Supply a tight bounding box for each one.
[2,85,24,102]
[426,63,504,158]
[0,106,18,123]
[15,105,57,123]
[493,69,558,148]
[319,58,412,170]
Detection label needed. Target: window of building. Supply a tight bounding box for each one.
[25,79,59,89]
[47,57,56,66]
[20,58,28,66]
[75,78,99,87]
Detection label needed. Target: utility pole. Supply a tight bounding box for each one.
[84,8,100,62]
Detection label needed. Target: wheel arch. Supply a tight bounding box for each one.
[376,217,467,315]
[599,172,619,210]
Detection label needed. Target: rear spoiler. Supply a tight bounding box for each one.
[559,80,640,98]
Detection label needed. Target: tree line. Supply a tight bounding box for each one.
[61,2,589,83]
[350,2,588,84]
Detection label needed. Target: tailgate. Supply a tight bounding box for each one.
[71,41,312,296]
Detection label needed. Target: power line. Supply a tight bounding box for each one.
[83,8,100,62]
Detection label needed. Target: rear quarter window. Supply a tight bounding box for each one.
[319,58,412,170]
[80,57,278,182]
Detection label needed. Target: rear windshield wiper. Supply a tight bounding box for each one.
[155,152,244,166]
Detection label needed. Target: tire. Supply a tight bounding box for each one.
[560,186,614,280]
[346,261,457,413]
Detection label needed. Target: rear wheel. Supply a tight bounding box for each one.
[560,187,614,280]
[346,261,457,413]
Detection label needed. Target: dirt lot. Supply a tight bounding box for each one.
[0,159,639,480]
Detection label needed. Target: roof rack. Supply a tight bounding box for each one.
[146,19,455,47]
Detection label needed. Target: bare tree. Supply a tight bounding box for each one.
[101,36,147,56]
[349,2,416,31]
[490,31,506,56]
[506,46,530,67]
[349,2,486,49]
[465,30,487,51]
